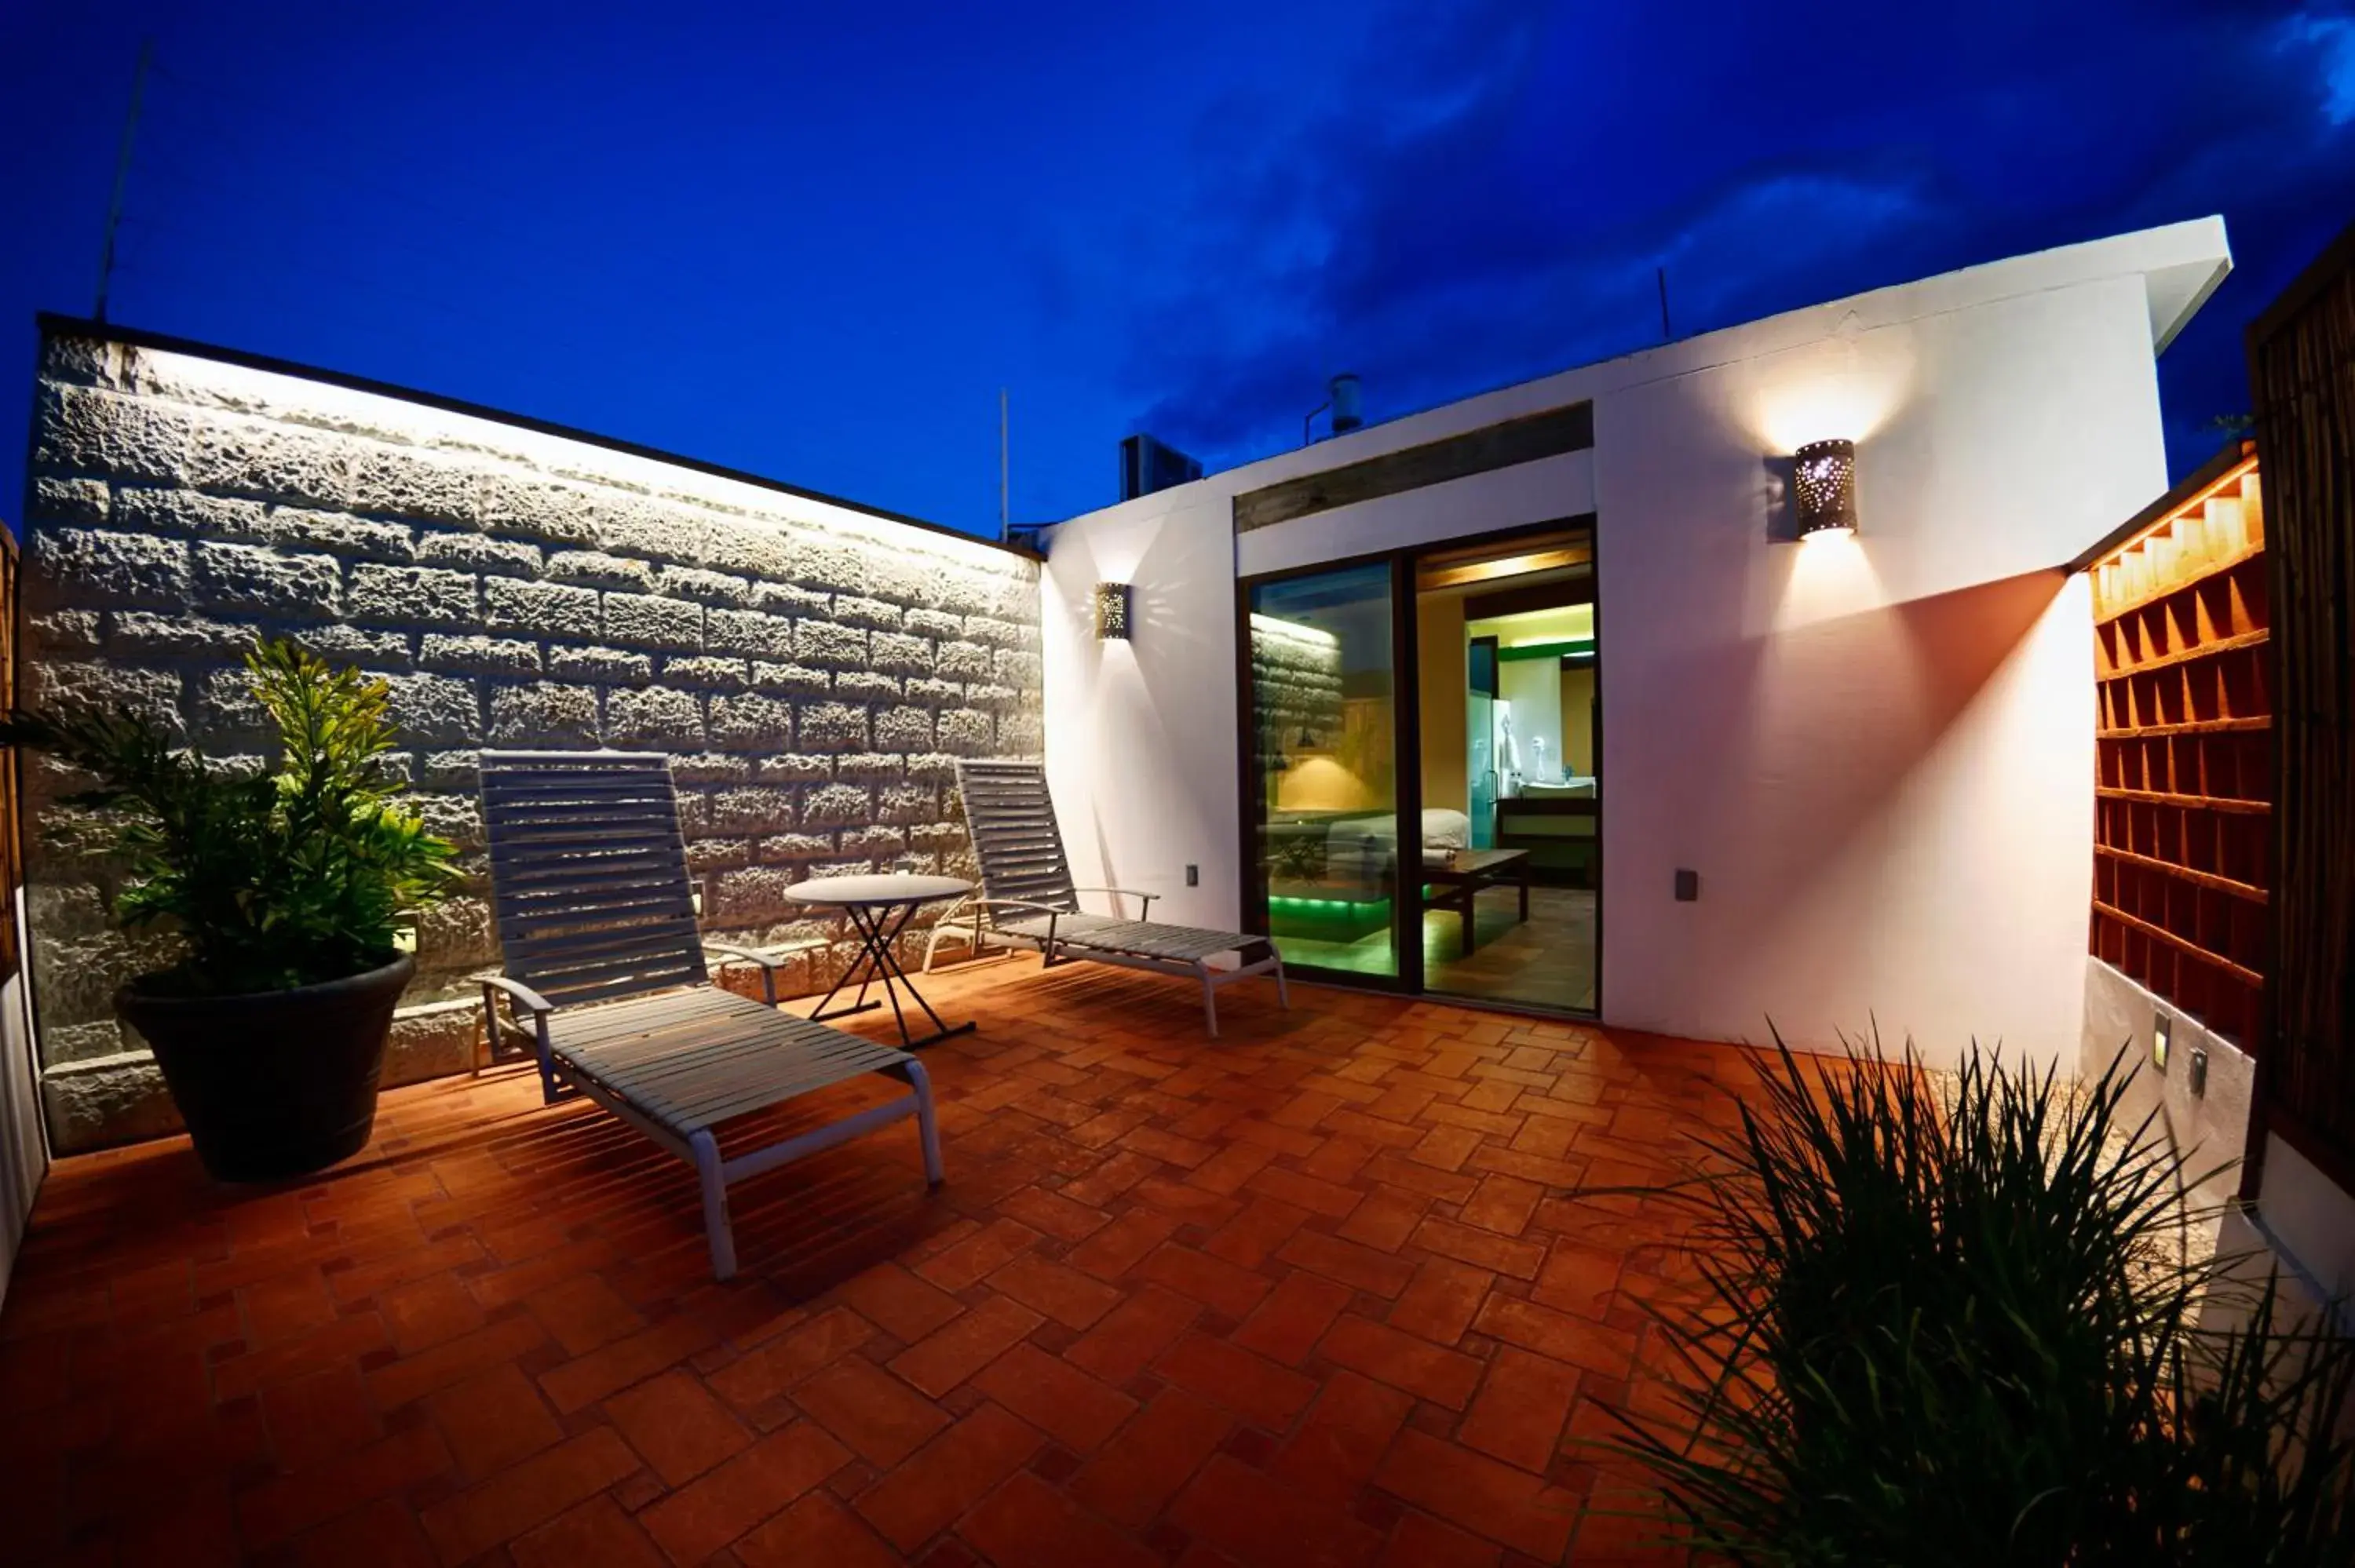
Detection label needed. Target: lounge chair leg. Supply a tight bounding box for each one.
[691,1129,737,1281]
[904,1060,945,1188]
[1199,967,1220,1038]
[531,1015,563,1106]
[1275,955,1291,1010]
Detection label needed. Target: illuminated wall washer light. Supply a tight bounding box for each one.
[1094,582,1133,640]
[1792,438,1859,538]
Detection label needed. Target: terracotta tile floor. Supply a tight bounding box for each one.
[0,957,1758,1567]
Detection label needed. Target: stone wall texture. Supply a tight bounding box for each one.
[1250,618,1345,764]
[20,331,1043,1152]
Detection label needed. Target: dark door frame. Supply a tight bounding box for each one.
[1234,550,1422,996]
[1234,515,1600,1017]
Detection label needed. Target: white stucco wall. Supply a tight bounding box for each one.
[1042,220,2228,1071]
[2258,1135,2355,1309]
[0,889,49,1312]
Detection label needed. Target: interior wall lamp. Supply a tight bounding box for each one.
[1094,581,1132,640]
[1791,438,1859,538]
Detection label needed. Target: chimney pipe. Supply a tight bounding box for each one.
[1329,373,1362,435]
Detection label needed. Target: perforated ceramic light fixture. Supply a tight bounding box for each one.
[1792,439,1859,538]
[1094,582,1132,640]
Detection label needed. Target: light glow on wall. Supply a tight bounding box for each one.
[1248,612,1339,647]
[1275,755,1375,813]
[1773,524,1885,629]
[123,345,1024,572]
[1745,329,1913,455]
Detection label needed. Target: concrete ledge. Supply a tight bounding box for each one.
[45,997,495,1154]
[2080,956,2255,1205]
[41,1051,181,1155]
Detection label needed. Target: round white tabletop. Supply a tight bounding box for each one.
[783,873,973,908]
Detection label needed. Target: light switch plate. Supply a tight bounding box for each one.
[2189,1044,2208,1098]
[1186,864,1199,887]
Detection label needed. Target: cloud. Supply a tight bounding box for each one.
[1079,0,2355,480]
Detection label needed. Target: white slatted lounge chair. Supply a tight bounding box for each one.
[924,758,1288,1036]
[475,749,942,1280]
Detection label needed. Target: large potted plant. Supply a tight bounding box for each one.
[1,638,458,1180]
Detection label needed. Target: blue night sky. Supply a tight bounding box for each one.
[4,2,2352,538]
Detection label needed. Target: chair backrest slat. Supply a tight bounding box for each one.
[480,749,709,1007]
[954,759,1080,914]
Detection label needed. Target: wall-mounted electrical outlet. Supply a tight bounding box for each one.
[1674,869,1700,902]
[1185,864,1199,887]
[2189,1044,2209,1098]
[2152,1011,2171,1072]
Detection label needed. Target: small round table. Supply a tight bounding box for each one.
[785,873,977,1049]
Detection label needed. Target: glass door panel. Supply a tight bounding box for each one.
[1415,529,1600,1013]
[1467,636,1498,849]
[1247,563,1400,980]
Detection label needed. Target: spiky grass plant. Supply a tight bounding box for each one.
[1600,1031,2355,1566]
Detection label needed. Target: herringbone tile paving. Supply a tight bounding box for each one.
[0,958,1758,1566]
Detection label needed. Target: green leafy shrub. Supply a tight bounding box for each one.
[1601,1030,2355,1565]
[1,637,458,995]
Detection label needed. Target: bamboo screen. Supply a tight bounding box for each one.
[2248,224,2355,1183]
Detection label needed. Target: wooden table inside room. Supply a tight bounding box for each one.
[1418,847,1531,954]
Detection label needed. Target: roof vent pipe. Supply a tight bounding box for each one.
[1329,373,1362,435]
[1304,373,1366,445]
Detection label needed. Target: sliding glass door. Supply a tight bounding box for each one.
[1240,519,1601,1015]
[1243,561,1408,983]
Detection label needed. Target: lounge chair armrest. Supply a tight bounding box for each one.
[1071,886,1158,918]
[701,939,823,1005]
[963,898,1065,948]
[702,939,822,970]
[471,972,554,1016]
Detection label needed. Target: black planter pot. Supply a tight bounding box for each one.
[116,954,414,1183]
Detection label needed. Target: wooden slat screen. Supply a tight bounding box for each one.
[2086,445,2269,1047]
[2247,221,2355,1183]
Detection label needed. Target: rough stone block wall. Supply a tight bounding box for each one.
[20,331,1043,1153]
[1249,617,1345,764]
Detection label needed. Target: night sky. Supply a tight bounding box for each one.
[4,2,2350,538]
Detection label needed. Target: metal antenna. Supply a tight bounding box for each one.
[1656,266,1672,342]
[94,38,155,323]
[999,388,1010,542]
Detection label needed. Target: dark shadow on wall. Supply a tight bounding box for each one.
[1623,561,2078,1035]
[1718,567,2072,900]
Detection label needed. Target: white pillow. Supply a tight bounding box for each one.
[1421,809,1470,849]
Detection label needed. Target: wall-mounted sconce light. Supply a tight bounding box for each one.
[1792,439,1859,538]
[1094,582,1132,640]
